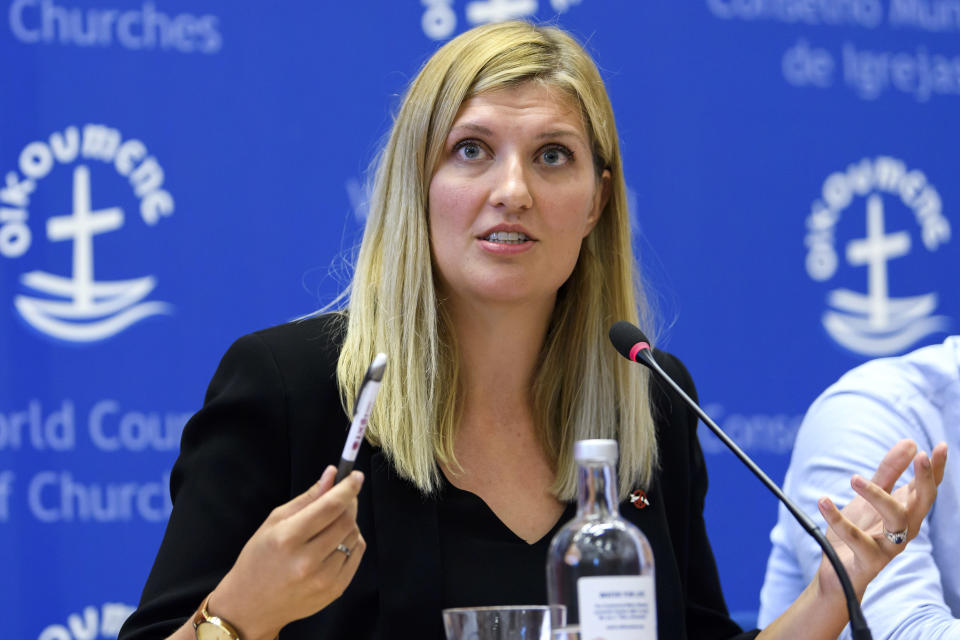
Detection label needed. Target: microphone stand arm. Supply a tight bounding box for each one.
[639,351,872,640]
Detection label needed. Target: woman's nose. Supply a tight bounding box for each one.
[489,154,533,212]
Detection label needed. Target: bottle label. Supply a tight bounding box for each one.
[576,575,656,640]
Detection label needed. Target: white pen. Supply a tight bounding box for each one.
[334,352,387,483]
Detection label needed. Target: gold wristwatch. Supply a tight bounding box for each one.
[193,595,241,640]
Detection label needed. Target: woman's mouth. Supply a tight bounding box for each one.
[481,231,532,244]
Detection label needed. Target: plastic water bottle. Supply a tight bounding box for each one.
[546,439,656,640]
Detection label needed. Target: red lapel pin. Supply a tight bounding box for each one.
[629,489,650,510]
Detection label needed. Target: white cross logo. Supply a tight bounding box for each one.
[15,165,171,342]
[845,194,911,330]
[46,165,124,311]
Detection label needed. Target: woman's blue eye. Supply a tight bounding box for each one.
[456,141,484,160]
[541,146,572,166]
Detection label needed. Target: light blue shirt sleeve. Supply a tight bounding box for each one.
[758,339,960,639]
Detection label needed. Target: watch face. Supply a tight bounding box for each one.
[197,621,234,640]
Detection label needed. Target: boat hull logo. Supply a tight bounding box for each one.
[1,125,174,343]
[804,156,951,356]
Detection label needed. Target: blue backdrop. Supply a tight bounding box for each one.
[2,1,957,637]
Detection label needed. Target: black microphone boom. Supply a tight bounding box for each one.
[608,321,872,640]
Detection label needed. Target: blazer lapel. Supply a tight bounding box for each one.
[370,450,444,638]
[620,482,687,640]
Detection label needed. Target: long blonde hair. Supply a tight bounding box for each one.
[337,21,657,499]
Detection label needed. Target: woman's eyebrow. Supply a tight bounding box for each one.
[448,123,584,143]
[535,129,583,142]
[448,123,494,137]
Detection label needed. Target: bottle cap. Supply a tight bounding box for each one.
[573,439,618,463]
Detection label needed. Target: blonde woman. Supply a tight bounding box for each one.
[121,21,947,640]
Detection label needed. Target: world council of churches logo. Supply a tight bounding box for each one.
[804,156,951,357]
[1,124,174,342]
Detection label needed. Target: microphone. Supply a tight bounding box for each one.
[608,321,872,640]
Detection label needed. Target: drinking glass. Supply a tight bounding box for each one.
[442,604,566,640]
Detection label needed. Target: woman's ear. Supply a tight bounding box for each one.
[584,168,611,236]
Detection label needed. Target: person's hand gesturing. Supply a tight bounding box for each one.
[205,465,366,640]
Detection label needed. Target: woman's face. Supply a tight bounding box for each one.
[428,82,609,312]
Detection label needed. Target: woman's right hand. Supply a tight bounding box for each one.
[202,465,366,640]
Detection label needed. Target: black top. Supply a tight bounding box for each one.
[119,313,760,640]
[437,474,576,610]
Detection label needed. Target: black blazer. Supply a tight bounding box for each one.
[120,314,759,640]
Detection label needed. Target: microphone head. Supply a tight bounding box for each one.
[608,321,652,364]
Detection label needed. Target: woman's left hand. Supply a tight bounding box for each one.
[815,438,948,599]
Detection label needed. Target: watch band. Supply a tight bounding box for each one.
[193,594,242,640]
